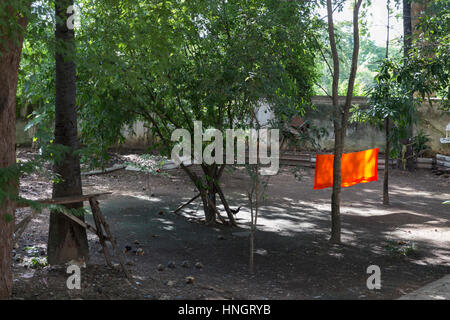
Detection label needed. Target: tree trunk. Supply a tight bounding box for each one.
[0,2,29,299]
[47,0,89,265]
[327,0,341,244]
[403,0,412,58]
[181,163,237,226]
[206,165,217,224]
[383,117,390,205]
[328,0,363,244]
[383,3,391,206]
[403,0,415,172]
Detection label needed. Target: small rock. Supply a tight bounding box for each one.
[126,261,135,266]
[136,248,144,256]
[255,249,268,256]
[217,235,225,240]
[166,280,175,287]
[134,240,140,245]
[21,272,34,279]
[157,264,164,271]
[195,262,203,269]
[185,276,195,284]
[167,261,176,269]
[158,210,164,215]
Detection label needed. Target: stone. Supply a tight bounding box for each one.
[166,280,175,287]
[185,276,195,284]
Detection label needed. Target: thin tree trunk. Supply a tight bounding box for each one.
[249,190,254,273]
[383,1,391,206]
[383,117,390,205]
[328,0,341,244]
[47,0,89,265]
[328,0,363,244]
[0,1,29,299]
[180,164,216,224]
[403,0,415,172]
[403,0,412,58]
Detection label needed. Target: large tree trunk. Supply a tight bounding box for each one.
[47,0,89,265]
[328,0,363,244]
[0,1,29,299]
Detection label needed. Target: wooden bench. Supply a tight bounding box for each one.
[15,192,132,281]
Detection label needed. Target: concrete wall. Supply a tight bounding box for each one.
[16,119,34,146]
[16,96,450,155]
[306,96,450,155]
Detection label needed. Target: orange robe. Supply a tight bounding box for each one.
[313,148,379,190]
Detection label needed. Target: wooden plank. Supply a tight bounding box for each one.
[437,154,450,162]
[437,160,450,168]
[81,165,125,176]
[60,211,98,235]
[14,208,39,246]
[378,159,396,165]
[417,158,434,164]
[16,192,112,208]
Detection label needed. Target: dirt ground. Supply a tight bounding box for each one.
[11,149,450,300]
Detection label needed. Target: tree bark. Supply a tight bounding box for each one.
[0,1,29,299]
[327,0,341,244]
[328,0,363,244]
[403,0,412,58]
[403,0,415,172]
[383,1,391,206]
[383,117,390,205]
[47,0,89,265]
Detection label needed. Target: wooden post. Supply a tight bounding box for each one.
[89,198,133,282]
[89,198,113,267]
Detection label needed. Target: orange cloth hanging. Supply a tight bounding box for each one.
[313,148,379,190]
